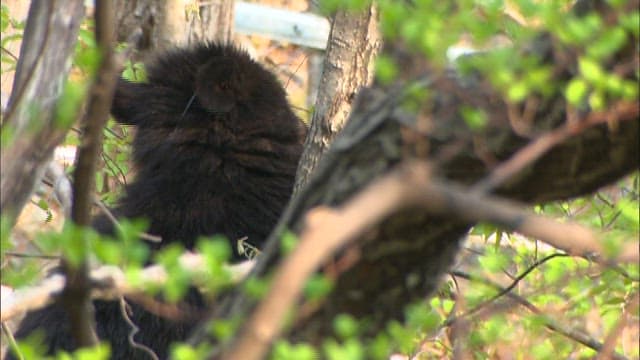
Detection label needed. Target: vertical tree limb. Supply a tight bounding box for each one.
[294,5,381,193]
[61,0,118,349]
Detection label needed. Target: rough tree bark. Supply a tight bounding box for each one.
[113,0,158,54]
[0,0,85,226]
[113,0,234,57]
[196,2,639,356]
[294,5,381,192]
[187,0,234,44]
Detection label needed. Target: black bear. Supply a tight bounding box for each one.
[9,42,307,359]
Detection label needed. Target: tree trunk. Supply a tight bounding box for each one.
[114,0,235,57]
[113,0,157,54]
[294,5,381,192]
[187,0,234,44]
[0,0,85,225]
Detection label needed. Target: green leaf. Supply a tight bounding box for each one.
[578,57,605,86]
[318,0,341,15]
[507,81,529,102]
[333,314,359,339]
[405,302,441,332]
[154,243,191,302]
[478,248,508,273]
[1,4,9,33]
[621,80,639,100]
[244,276,270,300]
[616,199,640,231]
[280,230,298,255]
[170,343,211,360]
[367,333,392,360]
[531,340,555,359]
[304,274,334,301]
[386,321,415,354]
[93,239,122,264]
[588,91,605,111]
[460,106,488,130]
[0,216,13,263]
[0,33,21,48]
[323,339,365,360]
[56,80,87,128]
[1,259,41,287]
[271,340,318,360]
[208,317,241,342]
[565,78,589,106]
[587,27,627,59]
[375,55,398,85]
[60,343,111,360]
[197,236,232,263]
[619,11,640,37]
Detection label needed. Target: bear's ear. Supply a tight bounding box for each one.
[110,78,148,125]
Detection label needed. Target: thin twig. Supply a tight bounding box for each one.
[94,199,162,243]
[119,298,160,360]
[2,322,22,360]
[450,270,629,360]
[1,46,19,62]
[444,253,569,326]
[4,252,60,260]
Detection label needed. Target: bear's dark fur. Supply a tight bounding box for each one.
[10,42,306,359]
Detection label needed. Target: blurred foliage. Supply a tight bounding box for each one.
[271,0,639,359]
[0,3,24,77]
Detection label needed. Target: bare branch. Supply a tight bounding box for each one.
[444,253,570,326]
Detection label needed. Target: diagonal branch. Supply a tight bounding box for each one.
[223,160,638,359]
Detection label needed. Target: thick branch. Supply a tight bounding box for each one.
[224,160,637,359]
